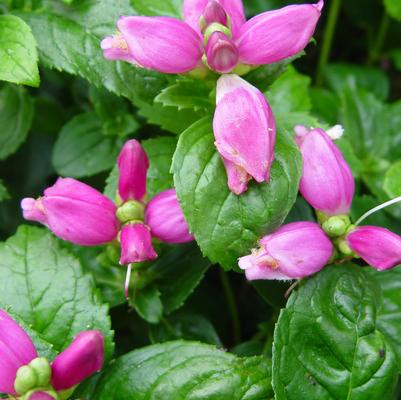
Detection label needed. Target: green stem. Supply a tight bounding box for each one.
[219,269,241,345]
[316,0,342,86]
[368,12,389,65]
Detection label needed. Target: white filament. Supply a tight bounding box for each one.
[326,124,344,140]
[124,263,132,300]
[355,195,401,225]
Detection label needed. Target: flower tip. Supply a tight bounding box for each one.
[100,36,113,50]
[316,0,324,12]
[21,198,47,225]
[326,124,344,140]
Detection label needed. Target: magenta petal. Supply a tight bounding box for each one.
[27,178,119,246]
[28,392,56,400]
[119,223,157,264]
[101,34,138,65]
[296,127,354,216]
[347,226,401,270]
[214,74,275,194]
[51,331,104,391]
[203,0,228,26]
[237,1,323,65]
[0,309,37,395]
[145,189,194,243]
[205,31,239,73]
[117,16,203,74]
[117,139,149,202]
[184,0,245,37]
[221,157,250,195]
[239,222,333,280]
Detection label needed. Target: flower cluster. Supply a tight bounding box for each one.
[0,308,103,400]
[21,139,193,295]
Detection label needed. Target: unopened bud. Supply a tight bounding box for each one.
[203,22,231,44]
[116,200,145,223]
[322,215,350,237]
[205,31,238,73]
[336,238,353,256]
[14,365,37,395]
[28,357,51,387]
[25,390,58,400]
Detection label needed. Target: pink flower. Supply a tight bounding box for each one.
[145,189,194,243]
[102,0,324,74]
[239,222,333,280]
[117,139,149,202]
[51,331,104,391]
[21,178,120,246]
[346,226,401,271]
[119,223,157,265]
[295,126,355,216]
[214,74,275,194]
[0,309,37,395]
[0,309,104,397]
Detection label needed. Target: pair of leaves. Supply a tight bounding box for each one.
[273,264,399,399]
[0,226,114,359]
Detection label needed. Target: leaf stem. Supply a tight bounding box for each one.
[316,0,342,86]
[219,269,241,345]
[368,12,389,65]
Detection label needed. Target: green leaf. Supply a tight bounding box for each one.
[93,341,273,399]
[0,84,34,160]
[149,311,222,346]
[17,9,168,105]
[383,160,401,198]
[0,180,10,201]
[53,112,120,178]
[0,226,114,359]
[104,136,177,200]
[369,266,401,371]
[338,83,388,159]
[131,286,163,324]
[384,0,401,21]
[155,79,214,111]
[90,86,139,138]
[325,63,390,101]
[266,66,311,115]
[272,264,398,400]
[385,100,401,160]
[131,0,183,18]
[310,88,340,125]
[390,49,401,71]
[0,15,39,87]
[172,117,301,269]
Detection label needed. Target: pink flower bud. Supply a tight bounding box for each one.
[145,189,194,244]
[214,74,275,195]
[0,309,37,395]
[28,392,56,400]
[51,331,104,391]
[203,0,227,26]
[237,1,324,66]
[295,126,354,216]
[184,0,245,37]
[346,226,401,271]
[21,178,119,246]
[117,140,149,202]
[239,222,333,280]
[206,31,239,73]
[119,223,157,265]
[111,16,203,74]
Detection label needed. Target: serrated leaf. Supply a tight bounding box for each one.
[0,84,34,160]
[0,15,39,87]
[0,226,114,359]
[18,9,168,105]
[172,117,301,270]
[149,311,222,346]
[272,264,398,400]
[53,112,120,178]
[155,79,213,111]
[104,136,177,200]
[131,0,183,18]
[93,340,273,399]
[369,266,401,371]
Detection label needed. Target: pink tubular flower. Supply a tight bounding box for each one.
[295,126,354,216]
[117,139,149,202]
[346,226,401,271]
[102,0,324,75]
[214,74,275,195]
[0,309,37,395]
[119,223,157,265]
[145,189,194,243]
[239,222,333,280]
[51,331,104,391]
[21,178,119,246]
